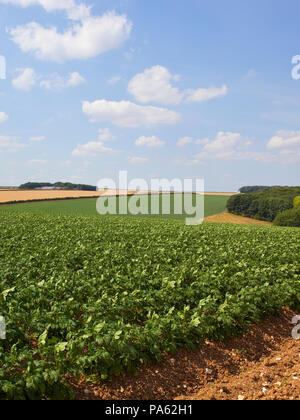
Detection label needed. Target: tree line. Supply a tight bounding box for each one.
[227,186,300,226]
[19,182,97,191]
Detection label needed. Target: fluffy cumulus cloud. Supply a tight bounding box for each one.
[12,68,85,91]
[72,128,116,157]
[72,141,114,157]
[267,130,300,163]
[128,65,228,105]
[0,112,8,123]
[267,130,300,150]
[82,99,181,128]
[184,85,228,103]
[193,132,253,161]
[135,135,165,147]
[66,71,85,87]
[0,0,90,20]
[190,130,300,164]
[12,68,37,91]
[128,66,183,105]
[8,9,132,62]
[203,132,246,155]
[98,128,115,142]
[40,71,85,90]
[177,130,300,164]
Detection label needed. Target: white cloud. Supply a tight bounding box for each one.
[82,99,181,127]
[128,156,148,164]
[203,132,244,154]
[30,136,45,142]
[267,130,300,150]
[128,65,228,105]
[128,65,183,105]
[66,72,85,87]
[107,75,121,85]
[191,131,300,163]
[12,68,37,91]
[98,128,115,142]
[0,112,8,123]
[195,138,210,145]
[177,137,194,147]
[72,128,117,157]
[40,71,85,90]
[0,0,90,20]
[176,130,300,165]
[184,85,228,103]
[193,132,253,160]
[72,141,114,157]
[177,136,209,147]
[40,74,64,90]
[135,135,165,147]
[266,130,300,163]
[8,11,132,62]
[12,68,84,91]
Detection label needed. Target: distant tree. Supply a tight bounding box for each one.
[239,186,278,193]
[227,186,300,222]
[274,207,300,227]
[294,196,300,208]
[19,182,53,190]
[19,182,96,191]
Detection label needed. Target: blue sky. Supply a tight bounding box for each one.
[0,0,299,191]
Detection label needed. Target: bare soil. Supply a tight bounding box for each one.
[205,212,272,226]
[72,308,300,401]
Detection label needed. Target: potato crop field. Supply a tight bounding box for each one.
[0,210,299,399]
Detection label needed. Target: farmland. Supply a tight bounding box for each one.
[0,210,299,399]
[0,194,230,220]
[0,189,236,205]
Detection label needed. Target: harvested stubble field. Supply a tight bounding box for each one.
[0,190,236,204]
[0,209,299,400]
[205,212,273,226]
[0,189,135,204]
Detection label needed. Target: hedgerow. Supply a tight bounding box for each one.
[0,211,299,399]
